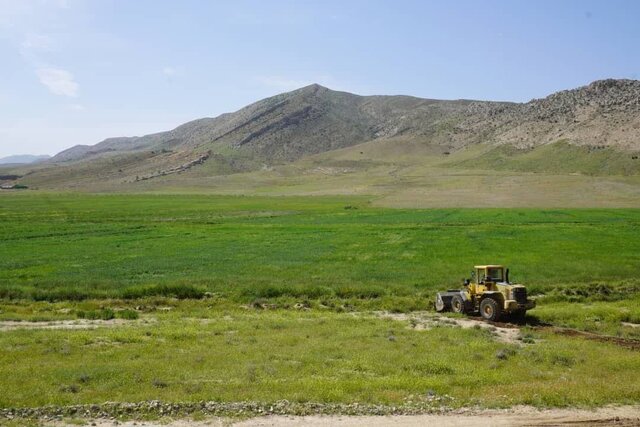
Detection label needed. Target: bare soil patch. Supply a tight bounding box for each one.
[0,318,151,332]
[53,406,640,426]
[376,311,640,351]
[374,311,522,344]
[548,327,640,351]
[622,322,640,329]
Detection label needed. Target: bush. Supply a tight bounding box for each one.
[152,379,168,388]
[243,284,334,300]
[76,308,115,320]
[496,348,517,360]
[0,287,28,300]
[121,284,205,300]
[60,384,79,393]
[117,309,139,320]
[100,308,115,320]
[402,362,455,375]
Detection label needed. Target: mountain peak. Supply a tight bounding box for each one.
[586,78,639,90]
[290,83,331,96]
[303,83,328,90]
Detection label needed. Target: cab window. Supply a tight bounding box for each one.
[487,268,504,282]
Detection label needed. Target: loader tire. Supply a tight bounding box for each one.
[451,295,466,314]
[480,298,502,321]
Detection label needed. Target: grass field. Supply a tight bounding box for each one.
[2,301,640,410]
[9,139,640,208]
[1,193,640,412]
[1,193,639,302]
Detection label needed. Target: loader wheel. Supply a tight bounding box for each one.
[451,295,466,314]
[480,298,502,321]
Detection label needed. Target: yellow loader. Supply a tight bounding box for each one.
[435,265,535,321]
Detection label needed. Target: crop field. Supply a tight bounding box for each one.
[1,193,640,416]
[2,193,640,301]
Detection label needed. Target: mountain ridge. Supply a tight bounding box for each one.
[48,83,512,164]
[5,79,640,192]
[50,79,640,166]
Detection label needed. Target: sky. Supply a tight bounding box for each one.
[1,0,639,158]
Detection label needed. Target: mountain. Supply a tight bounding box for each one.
[49,79,640,165]
[8,79,640,205]
[50,84,509,165]
[0,154,50,165]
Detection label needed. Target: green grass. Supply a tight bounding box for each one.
[534,296,640,340]
[448,140,640,176]
[1,193,639,302]
[1,302,640,409]
[1,193,640,411]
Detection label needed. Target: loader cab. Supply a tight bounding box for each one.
[471,265,505,292]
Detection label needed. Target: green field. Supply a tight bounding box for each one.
[1,193,640,413]
[2,193,639,301]
[2,302,640,410]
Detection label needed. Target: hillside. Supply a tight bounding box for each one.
[49,84,507,165]
[3,79,640,205]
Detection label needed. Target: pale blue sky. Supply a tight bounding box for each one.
[1,0,639,157]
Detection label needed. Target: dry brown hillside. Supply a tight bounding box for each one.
[2,79,640,193]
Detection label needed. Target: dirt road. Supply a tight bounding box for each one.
[54,406,640,426]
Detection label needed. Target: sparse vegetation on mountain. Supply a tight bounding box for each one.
[5,79,639,194]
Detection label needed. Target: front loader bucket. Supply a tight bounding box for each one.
[435,290,463,312]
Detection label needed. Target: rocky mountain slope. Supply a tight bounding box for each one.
[50,84,511,165]
[6,79,640,190]
[491,79,640,150]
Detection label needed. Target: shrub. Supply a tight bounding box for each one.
[100,308,115,320]
[76,308,115,320]
[152,379,168,388]
[550,353,575,367]
[496,348,517,360]
[0,287,28,299]
[60,384,79,393]
[117,309,139,320]
[403,362,455,375]
[121,284,205,300]
[243,284,334,300]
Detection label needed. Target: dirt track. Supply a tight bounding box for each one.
[378,311,640,351]
[54,406,640,426]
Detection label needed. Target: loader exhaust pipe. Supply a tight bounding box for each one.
[506,268,510,283]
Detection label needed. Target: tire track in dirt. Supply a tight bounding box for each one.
[377,311,640,350]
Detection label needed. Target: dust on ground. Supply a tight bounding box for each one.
[52,405,640,426]
[373,311,522,344]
